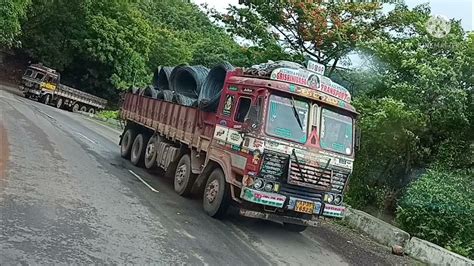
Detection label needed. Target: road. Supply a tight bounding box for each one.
[0,85,416,265]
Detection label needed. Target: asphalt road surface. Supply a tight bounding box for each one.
[0,85,417,265]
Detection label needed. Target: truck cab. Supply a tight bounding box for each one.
[20,64,59,104]
[210,66,357,230]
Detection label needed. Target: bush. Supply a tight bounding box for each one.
[96,110,119,120]
[396,169,474,259]
[345,97,425,211]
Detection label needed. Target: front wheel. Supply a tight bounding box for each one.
[42,94,51,105]
[203,168,230,219]
[283,223,308,233]
[56,98,63,109]
[174,154,197,197]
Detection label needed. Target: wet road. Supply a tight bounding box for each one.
[0,86,416,265]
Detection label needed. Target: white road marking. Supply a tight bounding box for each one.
[128,170,159,193]
[76,132,97,144]
[174,228,196,239]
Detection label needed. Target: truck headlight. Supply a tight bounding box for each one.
[334,195,342,205]
[264,182,274,192]
[253,179,264,190]
[325,194,334,203]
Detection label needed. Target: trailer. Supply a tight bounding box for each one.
[120,62,358,232]
[19,64,107,113]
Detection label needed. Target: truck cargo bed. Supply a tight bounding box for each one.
[121,93,217,152]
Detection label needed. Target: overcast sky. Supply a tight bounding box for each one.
[192,0,473,30]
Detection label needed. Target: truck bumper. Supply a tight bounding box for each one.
[239,209,319,227]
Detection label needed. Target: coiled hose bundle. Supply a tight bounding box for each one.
[162,90,174,102]
[139,85,159,99]
[170,65,209,99]
[199,62,235,112]
[155,67,174,91]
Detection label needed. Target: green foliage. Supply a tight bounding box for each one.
[96,110,119,120]
[0,0,30,47]
[346,97,425,210]
[215,0,385,75]
[396,169,474,259]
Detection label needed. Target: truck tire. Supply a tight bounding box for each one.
[42,94,51,105]
[203,168,230,218]
[144,135,160,169]
[56,98,63,109]
[80,106,87,112]
[72,103,80,112]
[120,128,137,159]
[130,133,151,166]
[283,223,308,233]
[88,108,95,114]
[174,154,197,197]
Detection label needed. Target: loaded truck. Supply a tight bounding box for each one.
[119,61,358,232]
[19,64,107,113]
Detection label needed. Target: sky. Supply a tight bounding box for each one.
[192,0,474,31]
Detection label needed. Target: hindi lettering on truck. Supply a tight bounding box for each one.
[119,61,358,232]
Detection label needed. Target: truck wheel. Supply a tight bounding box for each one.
[130,133,151,166]
[203,168,230,218]
[72,103,80,112]
[42,94,51,105]
[120,128,137,159]
[88,108,95,114]
[174,154,197,197]
[283,223,308,233]
[144,135,159,169]
[56,98,63,109]
[80,106,87,112]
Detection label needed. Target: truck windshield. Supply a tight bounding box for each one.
[266,94,309,143]
[320,108,353,155]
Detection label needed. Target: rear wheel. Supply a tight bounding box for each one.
[120,128,136,159]
[80,106,87,112]
[144,135,160,169]
[88,108,95,114]
[72,103,80,112]
[283,223,308,233]
[203,168,230,218]
[174,154,197,197]
[56,98,63,109]
[130,133,151,166]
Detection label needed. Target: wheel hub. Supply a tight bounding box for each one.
[145,141,155,159]
[176,165,187,185]
[205,179,219,203]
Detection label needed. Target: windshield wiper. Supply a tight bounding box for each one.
[291,97,304,131]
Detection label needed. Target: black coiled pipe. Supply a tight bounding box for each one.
[154,67,174,91]
[170,65,209,99]
[199,62,234,112]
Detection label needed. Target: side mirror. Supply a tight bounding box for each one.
[355,126,362,151]
[242,105,261,133]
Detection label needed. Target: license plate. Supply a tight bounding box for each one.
[295,201,314,214]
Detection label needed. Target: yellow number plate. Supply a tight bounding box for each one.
[295,201,314,214]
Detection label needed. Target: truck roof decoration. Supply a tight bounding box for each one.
[242,61,352,104]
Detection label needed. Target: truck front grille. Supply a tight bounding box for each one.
[288,157,349,193]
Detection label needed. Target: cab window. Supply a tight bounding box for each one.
[35,73,45,81]
[24,69,33,77]
[234,97,252,123]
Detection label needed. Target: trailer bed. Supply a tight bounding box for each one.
[121,93,217,152]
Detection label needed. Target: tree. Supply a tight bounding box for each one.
[0,0,30,47]
[214,0,385,75]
